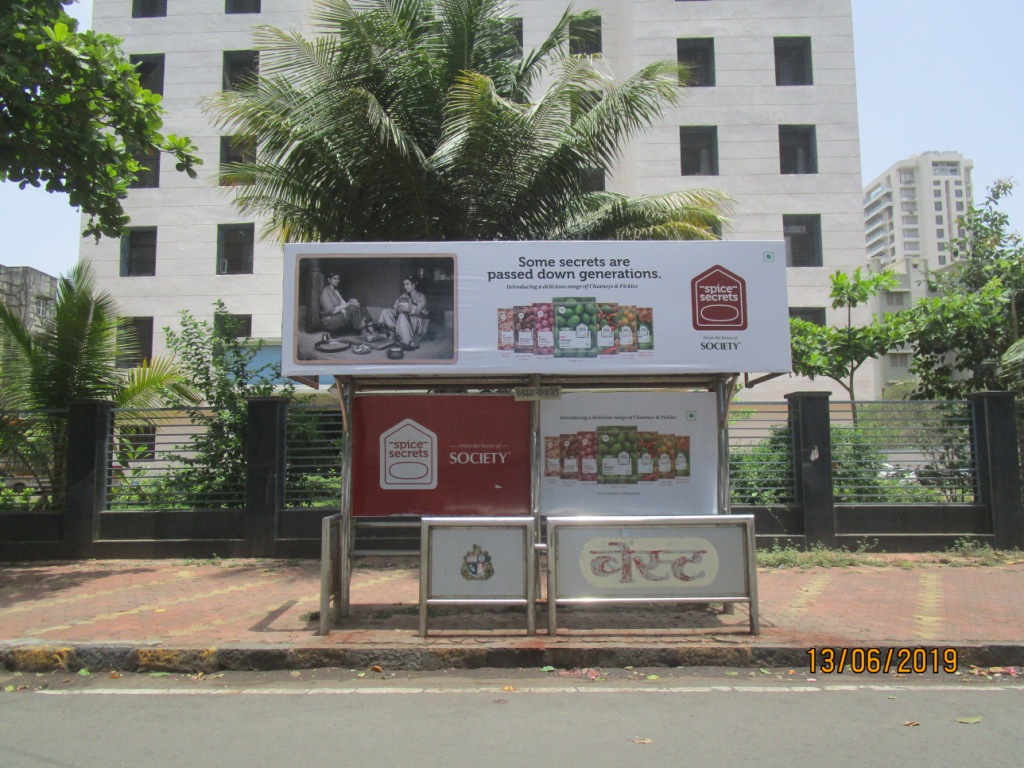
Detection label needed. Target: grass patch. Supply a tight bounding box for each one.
[757,541,884,569]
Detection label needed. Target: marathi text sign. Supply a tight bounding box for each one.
[281,241,791,376]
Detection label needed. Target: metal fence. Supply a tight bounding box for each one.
[0,407,67,514]
[106,407,246,511]
[728,401,794,505]
[284,404,344,508]
[827,400,976,504]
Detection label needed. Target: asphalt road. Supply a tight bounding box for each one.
[2,668,1022,768]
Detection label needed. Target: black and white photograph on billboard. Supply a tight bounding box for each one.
[292,253,457,365]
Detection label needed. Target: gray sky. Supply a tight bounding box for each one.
[1,0,1021,277]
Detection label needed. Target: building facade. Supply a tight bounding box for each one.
[83,0,869,400]
[0,264,58,335]
[863,151,974,395]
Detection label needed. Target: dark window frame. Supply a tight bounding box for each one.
[679,126,719,176]
[117,316,155,368]
[219,135,256,186]
[132,0,167,18]
[225,0,262,13]
[217,223,255,275]
[120,227,157,277]
[783,214,823,267]
[569,16,602,56]
[677,38,715,87]
[774,37,813,86]
[789,307,826,326]
[130,53,165,96]
[128,144,161,189]
[222,50,259,91]
[779,124,818,174]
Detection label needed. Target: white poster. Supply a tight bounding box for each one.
[539,392,720,516]
[426,525,529,600]
[549,518,752,599]
[281,241,791,376]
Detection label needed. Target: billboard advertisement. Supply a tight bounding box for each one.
[352,395,532,517]
[281,241,791,376]
[539,391,720,516]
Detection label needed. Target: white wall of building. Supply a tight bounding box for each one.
[84,0,870,401]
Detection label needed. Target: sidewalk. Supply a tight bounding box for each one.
[2,557,1023,673]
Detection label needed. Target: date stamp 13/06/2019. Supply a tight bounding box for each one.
[807,647,960,675]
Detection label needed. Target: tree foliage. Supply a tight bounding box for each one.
[0,262,189,508]
[789,268,906,401]
[1,0,201,239]
[205,0,730,243]
[162,303,293,508]
[902,180,1024,399]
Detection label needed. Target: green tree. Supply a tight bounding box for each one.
[1,0,200,239]
[0,263,190,509]
[162,303,294,509]
[788,268,906,403]
[902,180,1024,399]
[205,0,730,243]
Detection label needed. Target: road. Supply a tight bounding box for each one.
[2,668,1022,767]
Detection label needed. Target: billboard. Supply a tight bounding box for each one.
[539,391,720,516]
[281,241,791,376]
[352,395,532,517]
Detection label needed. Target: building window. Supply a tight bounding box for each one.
[569,16,602,55]
[217,224,255,275]
[130,54,164,96]
[936,228,945,239]
[779,125,817,174]
[774,37,813,86]
[783,214,822,267]
[117,316,154,368]
[934,189,942,198]
[934,202,942,211]
[129,145,160,189]
[223,50,259,91]
[938,242,947,252]
[889,352,912,368]
[219,136,256,186]
[120,228,157,277]
[903,228,918,239]
[955,189,963,198]
[214,313,253,338]
[956,202,965,211]
[938,254,947,266]
[502,17,524,58]
[789,307,826,325]
[679,126,718,176]
[582,167,606,192]
[935,215,943,224]
[884,292,906,308]
[677,38,715,87]
[225,0,261,13]
[899,170,915,184]
[132,0,167,18]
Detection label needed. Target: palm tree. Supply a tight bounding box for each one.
[0,263,191,509]
[205,0,730,243]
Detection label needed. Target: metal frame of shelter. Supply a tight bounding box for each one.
[318,371,748,635]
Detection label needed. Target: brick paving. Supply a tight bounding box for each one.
[2,557,1023,671]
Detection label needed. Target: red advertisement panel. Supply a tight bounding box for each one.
[352,395,532,517]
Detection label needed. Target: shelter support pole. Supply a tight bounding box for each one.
[335,375,354,619]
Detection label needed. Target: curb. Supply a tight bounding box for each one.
[4,642,1024,674]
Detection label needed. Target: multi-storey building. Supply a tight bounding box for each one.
[83,0,869,400]
[0,264,57,335]
[863,151,974,395]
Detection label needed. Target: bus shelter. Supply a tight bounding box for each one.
[281,241,791,636]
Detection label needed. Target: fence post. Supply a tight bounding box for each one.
[245,396,288,557]
[785,391,835,548]
[967,392,1023,550]
[65,400,113,559]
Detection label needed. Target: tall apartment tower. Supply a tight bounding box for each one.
[863,151,974,395]
[83,0,868,400]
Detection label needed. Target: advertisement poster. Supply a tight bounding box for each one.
[549,518,751,599]
[539,392,719,516]
[352,395,532,517]
[282,241,791,376]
